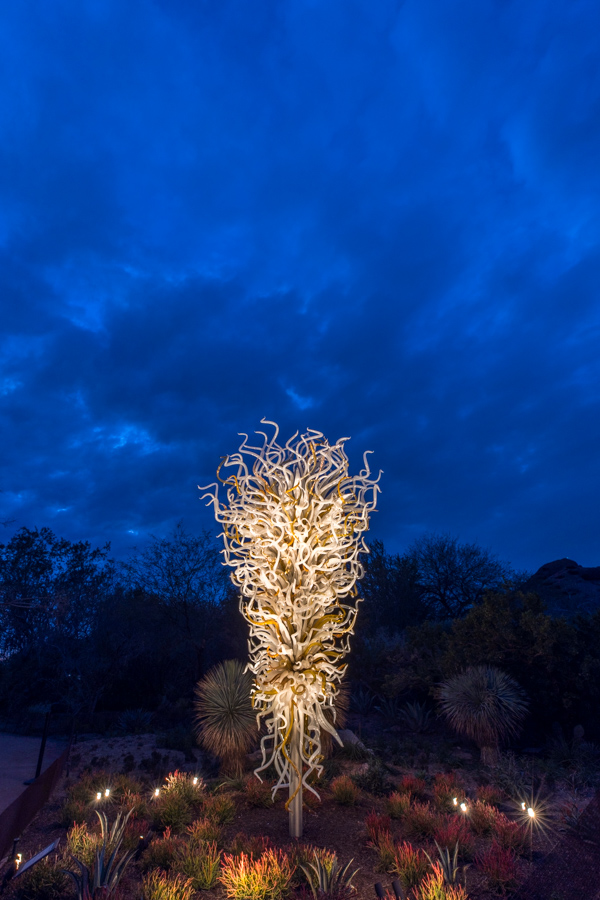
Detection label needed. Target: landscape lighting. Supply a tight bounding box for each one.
[527,807,535,818]
[104,788,110,797]
[460,802,468,813]
[154,788,160,797]
[201,420,380,838]
[193,777,198,785]
[15,854,21,871]
[453,797,458,806]
[521,802,526,811]
[96,792,102,800]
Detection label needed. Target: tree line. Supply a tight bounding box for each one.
[1,523,598,741]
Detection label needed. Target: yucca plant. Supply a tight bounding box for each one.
[423,841,469,886]
[194,659,258,776]
[301,850,359,898]
[437,666,528,765]
[399,701,433,734]
[63,809,135,899]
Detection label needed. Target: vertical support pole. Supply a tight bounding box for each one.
[288,714,303,839]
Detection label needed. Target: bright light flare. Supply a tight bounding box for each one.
[201,420,381,802]
[460,802,468,813]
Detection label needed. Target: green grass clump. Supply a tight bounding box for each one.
[174,840,222,890]
[141,870,195,900]
[11,856,70,900]
[220,849,294,900]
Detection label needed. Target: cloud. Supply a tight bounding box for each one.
[0,0,598,571]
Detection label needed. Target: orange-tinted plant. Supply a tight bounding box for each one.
[403,802,441,839]
[386,792,412,819]
[331,776,360,806]
[469,800,500,835]
[413,863,468,900]
[392,841,429,892]
[399,775,427,799]
[220,849,294,900]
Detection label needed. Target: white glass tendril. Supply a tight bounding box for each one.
[200,420,381,805]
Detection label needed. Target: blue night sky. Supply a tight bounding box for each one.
[1,0,599,573]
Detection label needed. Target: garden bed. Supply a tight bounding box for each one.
[4,726,591,900]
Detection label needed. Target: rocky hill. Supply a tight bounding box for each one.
[523,557,600,616]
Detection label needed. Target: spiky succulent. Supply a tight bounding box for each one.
[437,665,528,764]
[194,659,257,775]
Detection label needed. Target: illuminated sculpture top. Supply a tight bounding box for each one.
[201,420,381,810]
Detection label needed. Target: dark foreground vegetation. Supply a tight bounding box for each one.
[1,524,599,749]
[1,524,600,898]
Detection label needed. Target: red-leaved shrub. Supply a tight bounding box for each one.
[399,775,427,799]
[365,811,392,845]
[494,814,529,856]
[477,842,520,893]
[403,802,441,839]
[469,799,501,835]
[392,841,430,891]
[433,815,475,860]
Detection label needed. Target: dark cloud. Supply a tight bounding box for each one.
[0,0,599,572]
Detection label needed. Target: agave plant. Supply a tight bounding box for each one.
[423,840,469,886]
[399,701,433,734]
[375,696,401,724]
[301,850,360,898]
[437,666,528,765]
[63,809,135,899]
[194,659,258,776]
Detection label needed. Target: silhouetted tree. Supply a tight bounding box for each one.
[406,532,513,617]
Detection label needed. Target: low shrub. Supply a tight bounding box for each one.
[353,758,390,796]
[153,791,194,833]
[433,816,475,860]
[220,849,295,900]
[163,770,206,809]
[398,775,427,799]
[432,773,462,811]
[413,863,468,900]
[11,856,71,900]
[476,842,520,893]
[243,776,274,808]
[365,811,392,845]
[392,841,429,892]
[403,802,441,840]
[60,797,89,828]
[494,815,529,856]
[204,794,237,825]
[187,816,224,847]
[469,800,500,836]
[373,832,396,873]
[331,776,359,806]
[174,840,222,890]
[120,789,151,820]
[121,815,151,852]
[386,791,412,819]
[140,827,186,873]
[476,784,504,806]
[141,870,195,900]
[66,822,102,868]
[230,832,272,858]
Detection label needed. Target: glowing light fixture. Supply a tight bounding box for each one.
[154,788,160,797]
[453,797,458,806]
[104,788,110,797]
[201,420,380,837]
[527,806,535,818]
[460,802,468,813]
[193,776,198,785]
[96,792,102,800]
